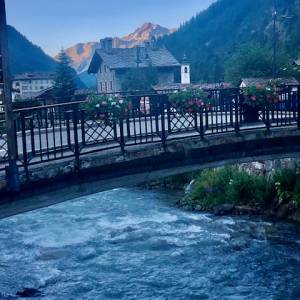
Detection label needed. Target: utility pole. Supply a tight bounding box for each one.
[272,0,278,79]
[0,0,20,192]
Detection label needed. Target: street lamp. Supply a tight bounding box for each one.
[0,0,20,192]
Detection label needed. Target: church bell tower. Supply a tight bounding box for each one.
[181,53,190,85]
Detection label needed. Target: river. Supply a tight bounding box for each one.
[0,188,300,299]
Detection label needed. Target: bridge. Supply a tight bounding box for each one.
[0,86,300,206]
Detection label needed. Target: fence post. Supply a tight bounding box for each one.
[29,116,35,156]
[235,94,240,135]
[160,96,166,149]
[72,106,80,171]
[20,113,29,180]
[65,112,71,149]
[200,108,204,139]
[1,0,20,192]
[265,105,271,133]
[80,109,86,147]
[119,118,125,154]
[297,85,300,130]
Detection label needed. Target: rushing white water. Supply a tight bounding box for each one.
[0,188,300,299]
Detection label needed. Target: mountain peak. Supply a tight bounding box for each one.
[122,22,171,42]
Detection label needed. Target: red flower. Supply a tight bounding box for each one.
[188,108,193,113]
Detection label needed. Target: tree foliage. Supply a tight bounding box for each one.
[161,0,300,83]
[53,50,77,102]
[8,26,56,74]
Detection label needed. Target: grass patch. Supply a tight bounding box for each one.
[186,166,300,211]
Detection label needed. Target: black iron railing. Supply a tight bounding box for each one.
[0,86,299,174]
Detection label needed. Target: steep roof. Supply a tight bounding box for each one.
[88,47,180,73]
[12,72,55,81]
[241,77,299,87]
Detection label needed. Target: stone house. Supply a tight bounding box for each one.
[88,38,181,93]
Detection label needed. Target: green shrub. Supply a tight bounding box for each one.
[291,177,300,205]
[272,169,297,204]
[188,166,271,209]
[226,170,268,206]
[189,167,235,209]
[180,166,300,211]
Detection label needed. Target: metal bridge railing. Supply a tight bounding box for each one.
[0,86,299,177]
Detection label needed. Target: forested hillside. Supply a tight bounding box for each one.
[162,0,300,83]
[8,26,57,74]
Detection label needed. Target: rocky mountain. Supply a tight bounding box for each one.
[115,22,175,48]
[161,0,300,83]
[8,25,57,75]
[59,23,175,77]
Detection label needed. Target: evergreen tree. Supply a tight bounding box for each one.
[161,0,300,83]
[53,49,76,102]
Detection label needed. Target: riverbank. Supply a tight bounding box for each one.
[143,158,300,223]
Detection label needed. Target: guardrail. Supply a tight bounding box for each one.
[0,86,299,176]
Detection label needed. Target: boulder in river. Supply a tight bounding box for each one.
[213,204,235,216]
[16,288,42,298]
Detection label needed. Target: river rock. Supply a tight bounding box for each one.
[195,205,204,212]
[185,179,196,195]
[213,204,235,216]
[234,205,262,215]
[16,288,42,298]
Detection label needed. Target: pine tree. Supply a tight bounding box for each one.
[53,49,76,102]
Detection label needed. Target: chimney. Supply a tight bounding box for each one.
[100,37,113,53]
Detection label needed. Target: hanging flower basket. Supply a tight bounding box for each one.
[241,79,281,123]
[168,89,210,114]
[82,94,132,125]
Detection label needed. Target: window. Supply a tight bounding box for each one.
[104,82,107,91]
[100,82,103,92]
[15,82,20,87]
[40,86,44,90]
[110,81,113,91]
[184,67,188,74]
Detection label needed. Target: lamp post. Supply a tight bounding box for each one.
[0,0,20,192]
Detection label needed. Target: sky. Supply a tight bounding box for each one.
[5,0,215,56]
